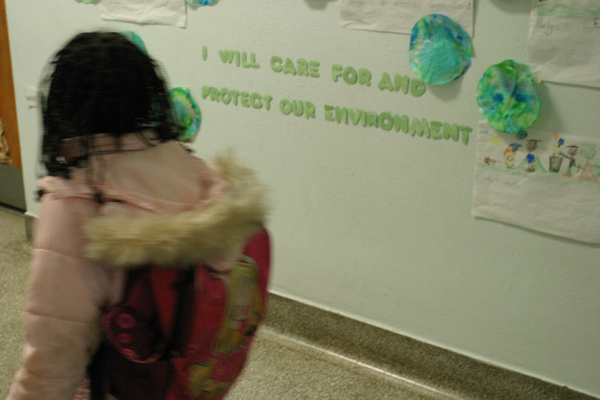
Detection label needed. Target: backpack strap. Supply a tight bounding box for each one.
[88,342,108,400]
[88,266,195,400]
[163,266,195,359]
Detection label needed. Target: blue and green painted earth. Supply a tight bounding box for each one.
[477,60,540,134]
[409,14,473,85]
[170,87,201,142]
[119,30,148,55]
[186,0,215,5]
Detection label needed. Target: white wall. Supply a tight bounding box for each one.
[6,0,600,397]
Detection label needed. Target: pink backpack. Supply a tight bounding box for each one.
[89,228,271,400]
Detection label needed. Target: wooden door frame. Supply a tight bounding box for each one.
[0,0,21,170]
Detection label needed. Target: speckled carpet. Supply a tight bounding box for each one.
[0,207,29,399]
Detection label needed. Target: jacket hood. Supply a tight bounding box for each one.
[83,152,269,269]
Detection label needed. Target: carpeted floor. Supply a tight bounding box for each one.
[0,207,30,399]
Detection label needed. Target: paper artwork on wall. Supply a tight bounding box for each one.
[409,14,472,85]
[528,0,600,88]
[473,121,600,244]
[100,0,187,28]
[339,0,474,37]
[477,60,540,134]
[170,87,201,142]
[119,30,148,54]
[186,0,215,5]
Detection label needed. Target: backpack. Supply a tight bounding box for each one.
[89,228,271,400]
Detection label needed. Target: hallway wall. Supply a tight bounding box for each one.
[5,1,600,397]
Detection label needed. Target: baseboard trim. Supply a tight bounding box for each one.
[263,293,598,400]
[24,213,34,242]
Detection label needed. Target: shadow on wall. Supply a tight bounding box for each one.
[532,81,600,133]
[426,76,465,101]
[533,83,564,133]
[304,0,337,10]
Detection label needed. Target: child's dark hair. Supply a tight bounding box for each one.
[40,31,180,178]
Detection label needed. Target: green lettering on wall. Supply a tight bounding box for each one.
[210,87,220,102]
[250,53,260,69]
[394,115,409,133]
[305,101,316,119]
[324,104,334,121]
[241,52,252,68]
[443,123,459,141]
[283,58,297,75]
[271,56,283,72]
[220,88,232,105]
[292,100,304,116]
[430,121,442,139]
[240,92,250,108]
[410,79,426,97]
[250,92,263,109]
[379,112,394,131]
[309,60,320,78]
[365,111,379,128]
[202,85,211,99]
[378,73,393,91]
[219,50,234,64]
[198,47,481,143]
[395,75,410,94]
[332,64,343,82]
[230,90,240,106]
[348,109,361,126]
[297,58,309,77]
[335,107,348,124]
[409,118,430,137]
[460,126,472,144]
[359,69,372,87]
[281,99,292,115]
[263,95,273,111]
[344,66,358,85]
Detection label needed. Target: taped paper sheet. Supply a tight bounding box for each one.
[100,0,187,28]
[339,0,474,36]
[473,122,600,244]
[528,0,600,88]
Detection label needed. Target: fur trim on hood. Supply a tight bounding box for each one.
[83,153,269,268]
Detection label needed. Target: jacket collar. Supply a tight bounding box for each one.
[82,152,269,270]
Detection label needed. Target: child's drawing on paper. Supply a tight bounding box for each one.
[529,0,600,88]
[559,145,579,176]
[477,125,600,183]
[504,143,521,167]
[549,133,565,173]
[473,122,600,244]
[535,1,600,19]
[575,142,600,183]
[524,139,545,173]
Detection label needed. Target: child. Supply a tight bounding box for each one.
[7,31,269,400]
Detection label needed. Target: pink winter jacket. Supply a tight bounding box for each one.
[7,133,269,400]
